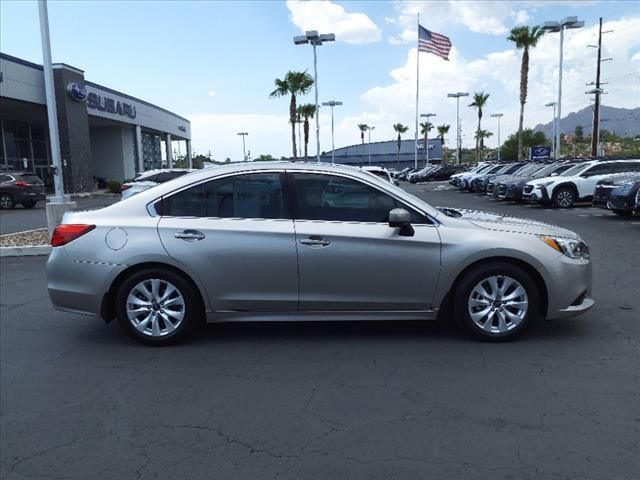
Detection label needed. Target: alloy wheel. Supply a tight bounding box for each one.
[126,279,185,337]
[467,275,529,334]
[0,194,14,209]
[556,190,574,208]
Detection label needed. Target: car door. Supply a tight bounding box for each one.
[157,171,298,311]
[289,171,441,311]
[577,163,617,198]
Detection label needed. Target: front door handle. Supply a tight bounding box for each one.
[300,236,330,247]
[174,229,205,241]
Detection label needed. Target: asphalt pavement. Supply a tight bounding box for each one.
[1,183,638,480]
[0,196,119,235]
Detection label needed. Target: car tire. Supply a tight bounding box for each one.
[611,209,632,217]
[21,200,37,208]
[115,268,201,346]
[0,193,15,209]
[553,187,576,209]
[453,262,540,342]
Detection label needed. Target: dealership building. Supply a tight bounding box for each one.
[0,52,191,193]
[319,138,442,168]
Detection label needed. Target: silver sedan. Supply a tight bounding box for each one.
[47,162,594,345]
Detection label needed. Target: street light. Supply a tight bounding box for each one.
[490,113,504,162]
[544,102,557,159]
[367,126,375,166]
[586,88,606,156]
[447,92,469,164]
[543,16,584,163]
[294,30,335,163]
[237,132,248,161]
[322,100,342,165]
[420,113,436,165]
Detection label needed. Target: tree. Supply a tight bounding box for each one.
[500,129,549,160]
[419,121,433,164]
[357,123,369,161]
[574,125,584,141]
[269,71,313,159]
[474,129,494,161]
[437,124,451,162]
[297,103,316,160]
[393,123,409,169]
[255,154,276,162]
[508,26,545,161]
[469,91,490,162]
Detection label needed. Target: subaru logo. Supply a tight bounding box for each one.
[67,83,88,102]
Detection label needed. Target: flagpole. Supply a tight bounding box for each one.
[414,13,419,170]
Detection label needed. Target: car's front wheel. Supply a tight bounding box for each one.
[553,187,576,208]
[454,262,539,341]
[115,269,200,346]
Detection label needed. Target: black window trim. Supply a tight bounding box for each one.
[285,169,437,226]
[154,170,292,220]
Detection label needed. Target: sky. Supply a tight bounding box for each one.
[1,0,639,161]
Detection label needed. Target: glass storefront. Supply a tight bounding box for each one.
[1,119,53,192]
[141,132,162,171]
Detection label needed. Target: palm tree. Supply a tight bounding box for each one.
[474,129,494,161]
[269,71,314,159]
[437,124,450,162]
[508,25,545,161]
[393,123,409,169]
[420,121,433,165]
[297,104,316,160]
[357,124,369,162]
[469,91,490,162]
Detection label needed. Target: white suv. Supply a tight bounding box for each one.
[523,159,640,208]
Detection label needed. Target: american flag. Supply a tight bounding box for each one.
[418,25,452,61]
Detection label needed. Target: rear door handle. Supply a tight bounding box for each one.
[174,229,205,241]
[300,236,330,247]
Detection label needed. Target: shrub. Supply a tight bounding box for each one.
[107,180,122,194]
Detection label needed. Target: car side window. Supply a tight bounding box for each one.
[583,164,614,177]
[613,162,640,173]
[291,173,427,223]
[156,171,187,183]
[160,172,286,219]
[0,175,11,183]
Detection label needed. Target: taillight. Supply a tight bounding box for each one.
[51,224,96,247]
[120,184,131,192]
[14,180,28,187]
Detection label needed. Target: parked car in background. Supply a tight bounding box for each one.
[420,164,464,182]
[523,159,640,208]
[47,161,593,346]
[635,189,640,214]
[0,171,46,209]
[408,165,439,183]
[459,163,503,191]
[360,166,397,185]
[486,163,544,197]
[121,169,193,199]
[449,163,482,186]
[471,162,525,193]
[593,172,640,216]
[496,162,576,202]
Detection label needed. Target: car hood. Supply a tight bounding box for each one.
[438,208,580,240]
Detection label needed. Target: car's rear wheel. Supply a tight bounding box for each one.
[116,269,199,346]
[553,187,576,208]
[611,208,632,217]
[454,262,539,341]
[21,200,37,208]
[0,193,15,209]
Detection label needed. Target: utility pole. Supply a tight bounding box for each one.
[587,18,613,157]
[447,92,469,164]
[367,126,375,166]
[321,100,342,165]
[237,132,248,161]
[490,113,503,162]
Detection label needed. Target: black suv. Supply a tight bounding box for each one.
[593,172,640,216]
[0,171,46,209]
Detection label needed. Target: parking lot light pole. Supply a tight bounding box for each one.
[294,31,335,163]
[490,113,503,162]
[447,92,469,164]
[544,103,557,159]
[367,126,375,166]
[543,17,584,162]
[322,101,342,165]
[237,132,248,161]
[420,113,436,165]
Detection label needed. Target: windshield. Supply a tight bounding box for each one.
[561,163,589,177]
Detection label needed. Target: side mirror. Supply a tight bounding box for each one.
[550,172,558,177]
[389,208,414,237]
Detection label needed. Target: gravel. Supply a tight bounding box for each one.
[0,228,49,247]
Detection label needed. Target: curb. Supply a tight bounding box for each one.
[0,245,51,257]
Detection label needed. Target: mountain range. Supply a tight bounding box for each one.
[533,105,640,138]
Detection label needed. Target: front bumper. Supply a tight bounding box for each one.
[545,255,594,320]
[523,186,550,204]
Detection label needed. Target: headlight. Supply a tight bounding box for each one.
[613,182,635,193]
[539,235,590,260]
